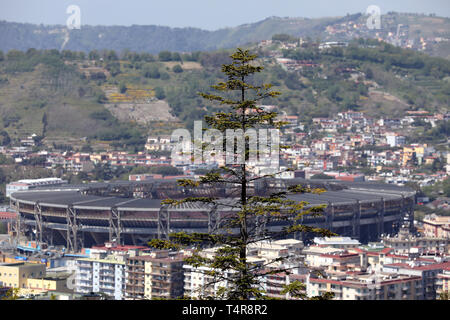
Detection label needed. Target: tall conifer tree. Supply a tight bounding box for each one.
[149,48,334,300]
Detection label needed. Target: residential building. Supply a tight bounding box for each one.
[0,262,45,290]
[183,247,266,299]
[264,272,307,299]
[436,266,450,298]
[383,261,450,300]
[75,254,127,300]
[313,237,361,249]
[6,178,67,197]
[422,215,450,239]
[386,133,406,147]
[126,250,185,300]
[306,273,423,300]
[381,225,449,255]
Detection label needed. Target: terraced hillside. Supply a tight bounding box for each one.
[0,40,448,149]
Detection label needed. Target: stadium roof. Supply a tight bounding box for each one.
[10,179,415,211]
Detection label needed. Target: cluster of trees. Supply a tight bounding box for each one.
[421,178,450,202]
[142,64,170,80]
[412,120,450,144]
[93,124,146,151]
[345,42,450,78]
[0,48,71,74]
[68,164,183,183]
[272,33,299,43]
[85,49,201,64]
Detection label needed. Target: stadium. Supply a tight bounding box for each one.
[9,178,416,252]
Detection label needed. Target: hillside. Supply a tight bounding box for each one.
[0,39,449,151]
[0,12,449,58]
[0,50,147,151]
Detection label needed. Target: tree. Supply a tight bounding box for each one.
[42,113,48,136]
[172,52,182,62]
[154,87,166,100]
[443,178,450,198]
[311,173,334,180]
[1,287,20,300]
[365,67,374,79]
[143,65,160,79]
[149,166,182,176]
[172,64,183,73]
[159,51,173,61]
[119,82,127,94]
[0,167,7,184]
[0,131,11,146]
[148,48,334,300]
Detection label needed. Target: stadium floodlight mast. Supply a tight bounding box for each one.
[149,48,336,300]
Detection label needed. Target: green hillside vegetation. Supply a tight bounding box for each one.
[0,49,146,151]
[0,39,449,150]
[1,12,449,57]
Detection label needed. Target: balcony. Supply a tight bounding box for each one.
[100,279,115,284]
[126,271,142,276]
[267,278,285,285]
[100,265,114,270]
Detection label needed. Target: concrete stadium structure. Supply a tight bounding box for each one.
[9,178,416,252]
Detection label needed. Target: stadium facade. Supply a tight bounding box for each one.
[9,178,416,252]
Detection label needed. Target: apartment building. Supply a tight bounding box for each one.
[75,254,127,300]
[306,273,423,300]
[25,276,71,294]
[313,237,361,249]
[381,226,449,255]
[263,272,307,299]
[6,177,67,197]
[183,264,236,299]
[184,245,288,299]
[422,215,450,239]
[383,261,450,300]
[247,239,304,269]
[303,246,345,268]
[436,266,450,298]
[0,262,45,289]
[126,250,185,300]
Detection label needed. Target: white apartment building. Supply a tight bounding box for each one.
[75,254,127,300]
[6,177,68,197]
[313,237,361,249]
[303,246,345,268]
[183,247,266,299]
[386,133,406,147]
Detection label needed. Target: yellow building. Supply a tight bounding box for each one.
[0,262,45,290]
[24,276,71,294]
[402,144,426,167]
[436,269,450,298]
